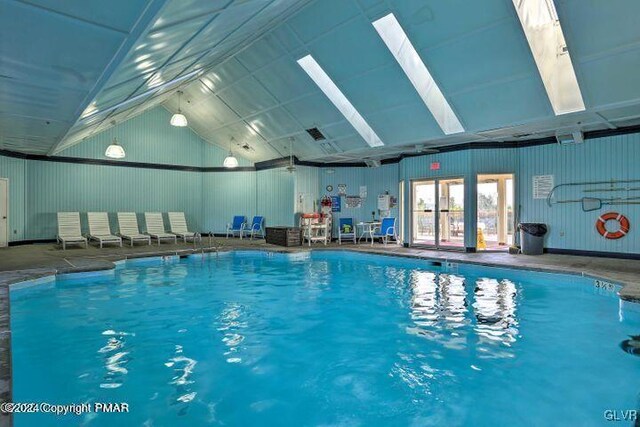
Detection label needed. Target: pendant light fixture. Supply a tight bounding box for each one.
[223,138,239,168]
[105,137,125,159]
[170,90,188,127]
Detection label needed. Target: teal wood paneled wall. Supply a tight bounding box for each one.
[257,168,295,227]
[0,155,27,241]
[201,171,257,233]
[3,101,640,255]
[518,134,640,254]
[60,107,252,167]
[320,164,400,235]
[400,148,517,247]
[26,160,202,240]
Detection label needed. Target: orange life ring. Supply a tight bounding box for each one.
[596,212,630,240]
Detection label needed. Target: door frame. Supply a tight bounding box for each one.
[410,176,465,250]
[398,180,404,245]
[0,178,8,247]
[476,173,516,252]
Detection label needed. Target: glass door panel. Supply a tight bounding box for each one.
[438,178,465,248]
[477,174,514,251]
[412,180,436,245]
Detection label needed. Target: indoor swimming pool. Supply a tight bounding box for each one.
[9,251,640,426]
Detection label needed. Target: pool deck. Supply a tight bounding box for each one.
[1,239,640,426]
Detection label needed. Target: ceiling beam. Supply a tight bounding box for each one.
[47,0,170,155]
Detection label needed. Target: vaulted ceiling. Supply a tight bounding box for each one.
[3,0,640,163]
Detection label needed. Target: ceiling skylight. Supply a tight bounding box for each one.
[512,0,585,115]
[372,13,464,135]
[297,55,384,148]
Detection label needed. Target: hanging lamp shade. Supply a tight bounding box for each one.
[223,151,239,168]
[170,91,188,127]
[170,111,188,127]
[105,138,125,159]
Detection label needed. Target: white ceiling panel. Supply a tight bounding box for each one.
[282,93,347,129]
[287,0,360,43]
[0,2,126,91]
[4,0,640,162]
[451,76,552,131]
[392,0,513,50]
[245,107,301,140]
[217,76,279,117]
[367,102,445,144]
[151,0,230,30]
[106,15,212,89]
[20,0,150,34]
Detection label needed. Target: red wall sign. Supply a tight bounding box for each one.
[430,162,440,170]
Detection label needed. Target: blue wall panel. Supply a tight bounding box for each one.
[26,160,202,239]
[3,101,640,255]
[60,107,251,167]
[518,134,640,254]
[257,168,295,227]
[321,164,400,235]
[202,171,257,234]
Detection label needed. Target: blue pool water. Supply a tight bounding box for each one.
[9,251,640,426]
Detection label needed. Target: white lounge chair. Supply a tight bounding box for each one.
[144,212,177,245]
[87,212,122,248]
[57,212,88,250]
[117,212,151,247]
[168,212,198,243]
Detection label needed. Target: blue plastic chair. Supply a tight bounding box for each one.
[372,217,396,246]
[338,217,356,244]
[226,215,246,239]
[241,216,265,240]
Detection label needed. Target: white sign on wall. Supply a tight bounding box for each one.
[359,186,367,199]
[533,175,554,199]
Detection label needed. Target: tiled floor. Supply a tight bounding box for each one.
[1,239,639,300]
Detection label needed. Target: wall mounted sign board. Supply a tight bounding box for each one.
[533,175,554,199]
[331,196,341,212]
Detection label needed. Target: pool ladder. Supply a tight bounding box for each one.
[193,232,220,256]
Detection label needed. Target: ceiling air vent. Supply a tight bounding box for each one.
[556,131,584,145]
[306,127,326,141]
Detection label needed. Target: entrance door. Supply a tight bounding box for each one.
[411,178,465,248]
[0,178,7,247]
[477,174,514,251]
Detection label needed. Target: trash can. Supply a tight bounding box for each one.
[518,223,547,255]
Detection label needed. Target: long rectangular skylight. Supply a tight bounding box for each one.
[512,0,585,115]
[373,13,464,135]
[297,55,384,147]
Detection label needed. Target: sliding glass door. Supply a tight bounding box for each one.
[411,178,465,249]
[412,180,436,245]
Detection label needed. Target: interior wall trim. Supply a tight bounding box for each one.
[0,149,255,172]
[3,123,640,172]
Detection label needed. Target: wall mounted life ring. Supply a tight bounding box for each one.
[596,212,630,239]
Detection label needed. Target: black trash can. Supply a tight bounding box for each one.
[518,223,547,255]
